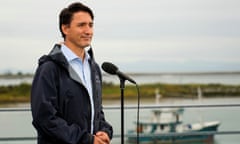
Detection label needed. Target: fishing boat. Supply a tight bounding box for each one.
[127,88,220,144]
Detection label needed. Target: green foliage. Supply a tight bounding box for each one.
[102,83,240,99]
[0,83,31,103]
[0,82,240,104]
[0,83,31,97]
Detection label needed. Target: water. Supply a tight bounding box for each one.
[104,72,240,85]
[1,72,240,86]
[0,77,32,86]
[0,97,240,144]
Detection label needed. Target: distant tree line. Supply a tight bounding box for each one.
[0,71,33,78]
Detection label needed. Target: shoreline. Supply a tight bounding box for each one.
[1,96,240,108]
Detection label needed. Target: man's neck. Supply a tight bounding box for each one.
[64,42,85,61]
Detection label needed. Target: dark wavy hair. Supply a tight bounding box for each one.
[59,2,94,39]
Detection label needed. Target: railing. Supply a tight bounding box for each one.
[1,103,240,142]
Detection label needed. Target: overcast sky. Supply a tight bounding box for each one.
[0,0,240,73]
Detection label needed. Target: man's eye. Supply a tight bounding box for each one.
[89,23,94,28]
[78,23,85,27]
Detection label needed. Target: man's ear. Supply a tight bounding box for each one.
[61,24,69,36]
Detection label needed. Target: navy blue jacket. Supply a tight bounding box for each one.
[31,44,113,144]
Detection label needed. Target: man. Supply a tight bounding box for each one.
[31,2,113,144]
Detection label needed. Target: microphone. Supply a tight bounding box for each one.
[101,62,136,84]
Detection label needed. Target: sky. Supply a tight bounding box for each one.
[0,0,240,73]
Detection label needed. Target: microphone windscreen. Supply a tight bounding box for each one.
[101,62,118,75]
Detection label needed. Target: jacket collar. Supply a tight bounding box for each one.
[46,44,96,85]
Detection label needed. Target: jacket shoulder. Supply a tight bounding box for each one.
[33,56,61,81]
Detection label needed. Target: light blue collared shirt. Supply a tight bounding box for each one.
[61,44,94,134]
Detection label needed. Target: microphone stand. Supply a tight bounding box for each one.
[119,78,126,144]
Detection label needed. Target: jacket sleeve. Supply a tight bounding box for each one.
[31,61,93,144]
[99,107,113,139]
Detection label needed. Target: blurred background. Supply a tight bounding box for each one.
[0,1,240,144]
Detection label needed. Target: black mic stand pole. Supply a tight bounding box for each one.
[119,78,126,144]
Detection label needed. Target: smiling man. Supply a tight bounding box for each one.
[31,2,113,144]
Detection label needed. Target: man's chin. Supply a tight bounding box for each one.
[84,44,91,48]
[81,44,90,49]
[83,41,91,47]
[77,42,90,48]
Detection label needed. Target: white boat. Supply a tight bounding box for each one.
[128,88,220,143]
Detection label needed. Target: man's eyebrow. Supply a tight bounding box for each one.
[77,22,94,24]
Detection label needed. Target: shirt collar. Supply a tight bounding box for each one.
[61,44,90,62]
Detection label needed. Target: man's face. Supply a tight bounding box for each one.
[63,11,93,49]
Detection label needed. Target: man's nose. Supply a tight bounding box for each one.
[84,25,93,34]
